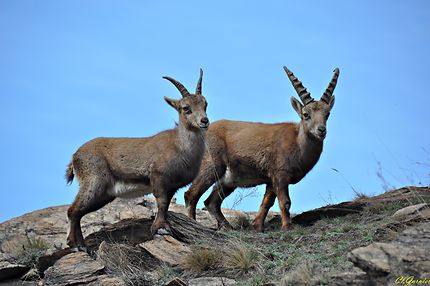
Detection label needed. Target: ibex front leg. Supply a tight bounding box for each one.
[253,184,276,232]
[152,188,175,235]
[273,176,291,230]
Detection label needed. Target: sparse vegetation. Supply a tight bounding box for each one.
[224,241,259,274]
[97,241,152,286]
[13,236,49,268]
[1,187,428,286]
[181,247,223,272]
[353,190,370,200]
[280,261,323,286]
[153,264,181,286]
[159,189,430,285]
[231,213,252,230]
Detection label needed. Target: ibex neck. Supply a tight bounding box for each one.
[176,122,205,152]
[297,123,323,166]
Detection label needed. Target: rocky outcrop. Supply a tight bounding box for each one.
[0,255,28,281]
[0,197,244,254]
[392,203,428,218]
[327,269,369,286]
[349,213,430,285]
[43,252,105,285]
[0,187,429,285]
[140,235,191,266]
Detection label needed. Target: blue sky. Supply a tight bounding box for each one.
[1,1,429,222]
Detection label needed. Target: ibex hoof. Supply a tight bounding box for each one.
[70,245,87,253]
[156,227,172,235]
[281,224,291,230]
[218,222,234,231]
[253,224,265,233]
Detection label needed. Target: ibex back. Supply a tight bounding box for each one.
[184,67,339,232]
[65,70,209,251]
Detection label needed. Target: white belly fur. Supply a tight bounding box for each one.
[221,167,262,187]
[108,181,152,199]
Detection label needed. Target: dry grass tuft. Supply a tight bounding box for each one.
[231,213,252,230]
[181,247,223,272]
[353,190,370,201]
[280,261,321,286]
[224,242,259,275]
[97,241,152,286]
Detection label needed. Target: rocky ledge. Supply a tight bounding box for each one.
[0,186,429,285]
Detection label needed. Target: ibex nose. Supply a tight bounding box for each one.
[318,126,326,134]
[201,117,209,124]
[200,117,209,128]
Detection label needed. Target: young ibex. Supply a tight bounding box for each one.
[184,67,339,232]
[65,69,209,251]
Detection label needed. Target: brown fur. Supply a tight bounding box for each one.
[65,70,209,251]
[184,67,339,232]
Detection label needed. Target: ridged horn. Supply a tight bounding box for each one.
[162,76,191,97]
[195,68,203,95]
[321,68,340,104]
[283,66,314,105]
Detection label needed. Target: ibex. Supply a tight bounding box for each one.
[65,70,209,251]
[184,67,339,232]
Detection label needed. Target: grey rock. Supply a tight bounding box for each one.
[164,277,187,286]
[328,269,369,286]
[140,235,191,266]
[349,222,430,286]
[392,203,428,218]
[0,259,29,281]
[0,198,153,256]
[188,276,236,286]
[44,252,104,286]
[87,275,127,286]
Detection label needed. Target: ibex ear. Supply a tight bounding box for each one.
[164,96,180,111]
[290,97,303,117]
[329,95,335,110]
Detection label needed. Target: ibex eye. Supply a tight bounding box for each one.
[183,106,192,114]
[303,113,310,120]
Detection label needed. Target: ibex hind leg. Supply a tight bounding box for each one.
[184,161,226,220]
[204,182,236,230]
[67,180,114,252]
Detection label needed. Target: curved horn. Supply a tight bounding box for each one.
[283,66,314,105]
[321,68,340,104]
[162,76,191,97]
[195,68,203,95]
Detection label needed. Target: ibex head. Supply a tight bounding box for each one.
[163,68,209,130]
[284,67,339,141]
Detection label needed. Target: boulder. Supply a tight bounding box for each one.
[0,259,28,281]
[87,275,127,286]
[140,235,191,266]
[328,270,369,286]
[349,222,430,285]
[43,252,104,285]
[392,203,428,218]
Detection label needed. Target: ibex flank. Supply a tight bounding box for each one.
[184,67,339,232]
[65,69,209,251]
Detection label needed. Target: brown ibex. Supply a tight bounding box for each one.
[184,67,339,232]
[65,69,209,251]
